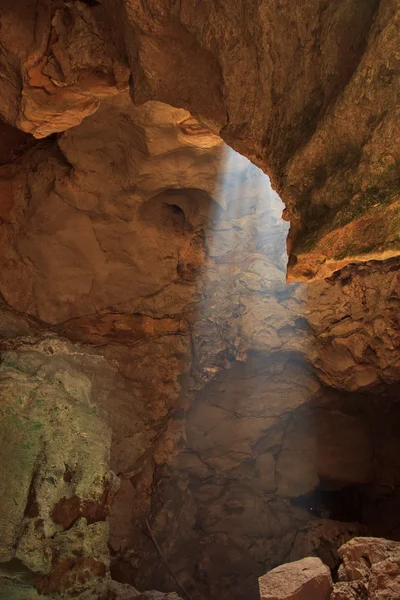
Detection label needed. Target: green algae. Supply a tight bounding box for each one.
[0,350,113,597]
[0,578,61,600]
[295,158,400,256]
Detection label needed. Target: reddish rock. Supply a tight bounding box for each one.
[101,0,400,274]
[337,537,400,583]
[258,557,332,600]
[36,556,106,595]
[331,537,400,599]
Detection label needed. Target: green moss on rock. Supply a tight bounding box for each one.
[0,350,113,598]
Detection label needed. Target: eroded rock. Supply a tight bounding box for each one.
[259,557,332,600]
[1,0,399,271]
[0,85,399,600]
[0,351,114,597]
[333,537,400,599]
[0,0,129,137]
[99,0,400,274]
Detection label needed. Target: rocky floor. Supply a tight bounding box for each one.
[259,537,400,600]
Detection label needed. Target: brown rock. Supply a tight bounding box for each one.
[331,580,368,600]
[1,0,398,271]
[369,556,400,599]
[51,473,119,529]
[108,581,183,599]
[276,409,373,498]
[259,557,332,600]
[36,557,107,595]
[338,537,400,582]
[332,537,400,600]
[0,0,129,137]
[290,520,367,570]
[0,41,399,600]
[100,0,400,274]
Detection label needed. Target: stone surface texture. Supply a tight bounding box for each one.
[107,0,400,279]
[0,0,129,137]
[259,557,332,600]
[0,0,399,274]
[259,537,400,600]
[0,25,399,600]
[334,537,400,599]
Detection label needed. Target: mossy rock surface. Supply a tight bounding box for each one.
[0,577,61,600]
[0,350,113,597]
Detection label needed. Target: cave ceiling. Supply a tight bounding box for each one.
[0,0,399,278]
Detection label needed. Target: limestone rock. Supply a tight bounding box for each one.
[0,0,399,272]
[331,580,368,600]
[137,594,182,600]
[108,581,182,600]
[337,536,400,581]
[0,93,222,324]
[0,0,129,137]
[290,520,367,570]
[332,537,400,599]
[0,350,114,597]
[260,538,400,600]
[100,0,400,274]
[0,578,61,600]
[369,557,400,599]
[276,409,373,498]
[0,94,398,393]
[258,557,332,600]
[0,72,399,600]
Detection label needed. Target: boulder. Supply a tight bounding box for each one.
[333,537,400,599]
[258,557,332,600]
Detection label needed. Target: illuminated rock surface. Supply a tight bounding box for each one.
[259,557,332,600]
[1,0,399,274]
[0,8,399,595]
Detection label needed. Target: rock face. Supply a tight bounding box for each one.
[0,74,399,600]
[0,0,399,274]
[0,349,114,599]
[333,537,400,600]
[0,0,129,137]
[0,341,182,600]
[85,0,400,275]
[259,557,332,600]
[0,93,221,324]
[260,537,400,600]
[109,581,182,600]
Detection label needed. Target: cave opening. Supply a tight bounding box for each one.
[291,485,364,523]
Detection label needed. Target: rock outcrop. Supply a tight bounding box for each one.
[0,0,399,274]
[0,0,129,137]
[0,349,114,598]
[259,557,332,600]
[333,537,400,600]
[102,0,400,278]
[259,537,400,600]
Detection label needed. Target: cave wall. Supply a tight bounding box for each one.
[127,370,400,600]
[0,94,399,599]
[0,347,115,598]
[1,1,399,599]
